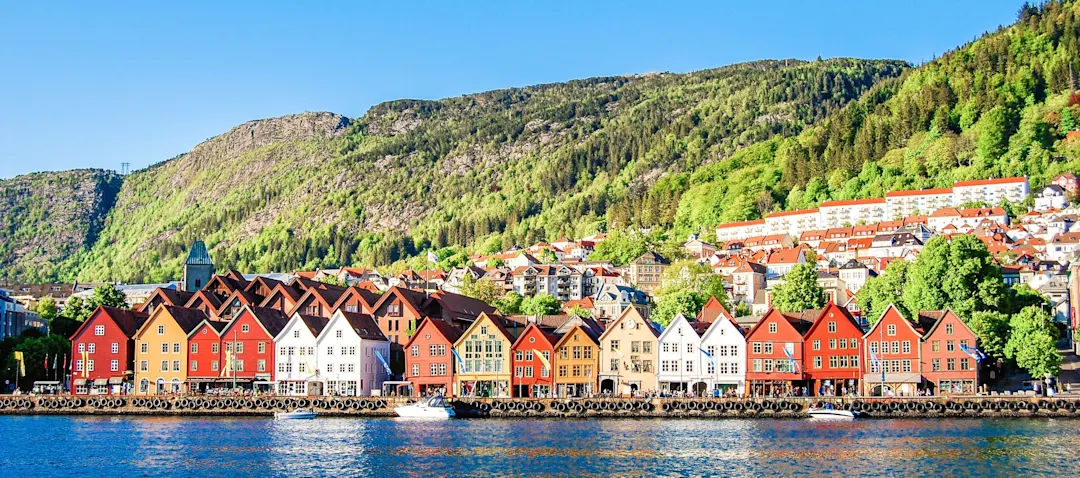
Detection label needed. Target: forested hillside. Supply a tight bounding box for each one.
[2,1,1078,284]
[26,58,902,283]
[671,0,1080,236]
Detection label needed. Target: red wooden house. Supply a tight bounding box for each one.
[403,317,462,397]
[70,306,149,395]
[510,323,560,398]
[744,308,811,397]
[801,303,863,396]
[372,286,432,374]
[920,310,979,395]
[218,306,290,391]
[862,304,930,396]
[186,318,227,392]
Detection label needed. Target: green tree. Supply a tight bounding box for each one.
[734,302,752,317]
[34,296,58,323]
[651,288,705,327]
[90,284,128,309]
[61,296,92,323]
[1011,284,1049,312]
[493,291,523,315]
[1005,306,1061,377]
[699,276,730,312]
[459,274,502,304]
[521,293,561,316]
[968,311,1011,359]
[569,305,592,318]
[1061,107,1076,135]
[858,260,911,324]
[769,263,827,313]
[901,235,1008,321]
[536,248,558,264]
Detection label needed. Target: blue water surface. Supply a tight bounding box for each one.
[1,416,1077,476]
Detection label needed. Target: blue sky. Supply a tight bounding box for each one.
[0,1,1023,178]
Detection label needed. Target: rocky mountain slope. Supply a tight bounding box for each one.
[0,169,122,282]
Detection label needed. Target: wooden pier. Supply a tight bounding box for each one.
[2,395,1079,418]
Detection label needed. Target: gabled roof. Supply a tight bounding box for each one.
[372,286,429,318]
[698,296,735,325]
[260,282,304,308]
[404,317,464,350]
[510,323,561,351]
[597,306,660,342]
[802,302,861,339]
[862,304,925,338]
[953,176,1027,187]
[454,312,515,347]
[553,315,605,340]
[186,318,228,338]
[244,275,283,295]
[297,314,330,337]
[70,305,150,341]
[138,305,210,338]
[336,311,388,341]
[331,286,381,313]
[767,248,803,265]
[657,313,704,343]
[288,284,348,316]
[428,290,498,319]
[184,289,224,311]
[745,308,811,339]
[138,287,195,313]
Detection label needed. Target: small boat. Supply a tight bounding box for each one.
[807,405,857,419]
[395,395,455,419]
[275,408,318,420]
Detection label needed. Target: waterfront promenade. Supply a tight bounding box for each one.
[3,394,1080,419]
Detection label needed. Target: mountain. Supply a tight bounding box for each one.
[0,169,122,282]
[0,58,904,283]
[4,1,1078,284]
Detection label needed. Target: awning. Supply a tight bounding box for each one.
[73,379,87,386]
[93,378,109,386]
[255,374,272,380]
[108,377,125,385]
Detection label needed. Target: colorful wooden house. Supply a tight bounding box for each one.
[133,305,209,395]
[744,308,811,397]
[920,310,979,395]
[404,317,462,397]
[273,314,329,396]
[218,306,290,392]
[453,312,516,398]
[598,306,659,396]
[69,306,148,395]
[801,303,863,397]
[186,318,227,393]
[510,323,560,398]
[862,304,928,396]
[551,316,603,398]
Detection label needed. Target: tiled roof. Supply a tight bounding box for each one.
[953,176,1027,187]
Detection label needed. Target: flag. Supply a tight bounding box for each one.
[81,350,90,378]
[44,353,48,371]
[782,346,800,373]
[533,349,551,370]
[699,347,716,367]
[373,349,393,375]
[426,250,439,264]
[13,352,25,377]
[53,355,58,371]
[959,343,987,363]
[220,350,232,377]
[452,348,469,373]
[869,343,880,370]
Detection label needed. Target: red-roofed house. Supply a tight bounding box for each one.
[70,306,149,395]
[920,310,979,395]
[862,305,926,396]
[404,317,462,397]
[511,323,560,397]
[802,303,863,396]
[745,308,810,396]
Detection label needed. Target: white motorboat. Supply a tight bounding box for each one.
[395,395,456,419]
[807,406,857,419]
[275,408,318,420]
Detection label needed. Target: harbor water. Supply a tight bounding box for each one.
[2,416,1078,476]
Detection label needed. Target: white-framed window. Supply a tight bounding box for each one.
[94,325,106,336]
[139,360,148,372]
[110,359,118,372]
[157,325,165,335]
[414,364,421,377]
[111,343,119,354]
[161,343,169,354]
[78,343,85,353]
[191,343,199,354]
[241,324,250,333]
[140,343,148,354]
[88,343,96,354]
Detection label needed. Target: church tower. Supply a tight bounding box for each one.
[182,240,214,292]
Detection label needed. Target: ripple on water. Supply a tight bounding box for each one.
[0,416,1078,476]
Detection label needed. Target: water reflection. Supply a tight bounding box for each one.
[1,416,1079,476]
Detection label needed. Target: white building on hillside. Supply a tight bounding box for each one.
[953,176,1029,205]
